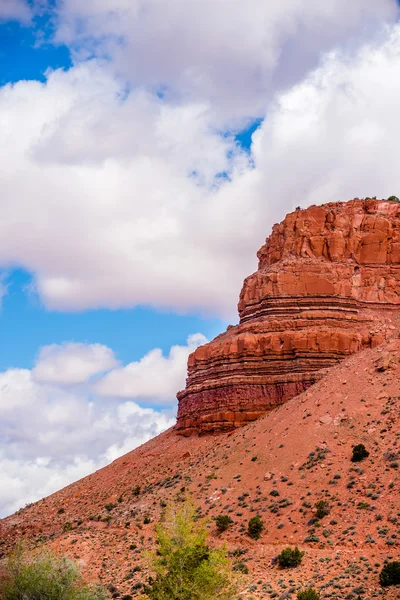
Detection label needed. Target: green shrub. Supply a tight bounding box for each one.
[379,561,400,586]
[247,515,263,539]
[215,514,233,532]
[297,589,320,600]
[0,546,107,600]
[144,501,239,600]
[388,195,400,202]
[315,500,330,519]
[351,444,369,462]
[277,546,304,568]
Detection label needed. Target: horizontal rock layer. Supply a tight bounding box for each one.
[177,199,400,435]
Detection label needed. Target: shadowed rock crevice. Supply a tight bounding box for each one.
[177,199,400,435]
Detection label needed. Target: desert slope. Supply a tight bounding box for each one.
[1,339,399,598]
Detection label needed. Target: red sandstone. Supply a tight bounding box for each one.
[177,199,400,434]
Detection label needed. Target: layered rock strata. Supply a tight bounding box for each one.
[177,199,400,435]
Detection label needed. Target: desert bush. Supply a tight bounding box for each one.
[297,589,320,600]
[215,514,233,532]
[143,501,239,599]
[388,195,400,202]
[351,444,369,462]
[247,515,263,539]
[379,561,400,586]
[232,561,248,574]
[314,500,330,519]
[277,546,304,568]
[0,546,107,600]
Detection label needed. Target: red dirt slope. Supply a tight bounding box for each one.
[1,339,399,599]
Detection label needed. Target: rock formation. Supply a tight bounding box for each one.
[177,198,400,435]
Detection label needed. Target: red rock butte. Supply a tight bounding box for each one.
[177,198,400,435]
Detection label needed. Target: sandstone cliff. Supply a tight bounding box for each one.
[177,199,400,434]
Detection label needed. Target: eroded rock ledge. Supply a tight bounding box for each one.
[177,199,400,435]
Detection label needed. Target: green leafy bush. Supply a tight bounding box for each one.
[297,589,320,600]
[379,561,400,586]
[351,444,369,462]
[215,514,233,532]
[143,501,239,600]
[0,546,107,600]
[247,515,263,539]
[277,546,304,568]
[388,195,400,202]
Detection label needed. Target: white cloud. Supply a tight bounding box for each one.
[53,0,398,127]
[0,335,201,517]
[0,64,252,317]
[0,5,399,318]
[32,342,119,384]
[95,333,207,400]
[0,0,31,22]
[248,24,400,209]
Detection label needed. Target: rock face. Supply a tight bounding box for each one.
[177,199,400,435]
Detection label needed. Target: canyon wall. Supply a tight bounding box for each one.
[177,199,400,435]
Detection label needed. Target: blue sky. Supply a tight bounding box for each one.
[1,0,400,517]
[0,14,226,372]
[0,270,225,371]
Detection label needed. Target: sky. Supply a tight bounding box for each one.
[1,0,400,517]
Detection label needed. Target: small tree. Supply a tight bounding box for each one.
[0,546,107,600]
[144,501,239,600]
[247,515,263,540]
[351,444,369,462]
[379,561,400,586]
[297,589,320,600]
[277,547,304,568]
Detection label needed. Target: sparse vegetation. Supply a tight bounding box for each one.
[388,195,400,202]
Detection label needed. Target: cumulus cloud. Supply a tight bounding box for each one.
[0,64,252,317]
[54,0,398,127]
[0,334,207,516]
[248,24,400,208]
[95,333,207,400]
[32,342,119,384]
[2,21,400,317]
[0,4,399,318]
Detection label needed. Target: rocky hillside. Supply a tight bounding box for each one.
[1,339,399,599]
[177,199,400,435]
